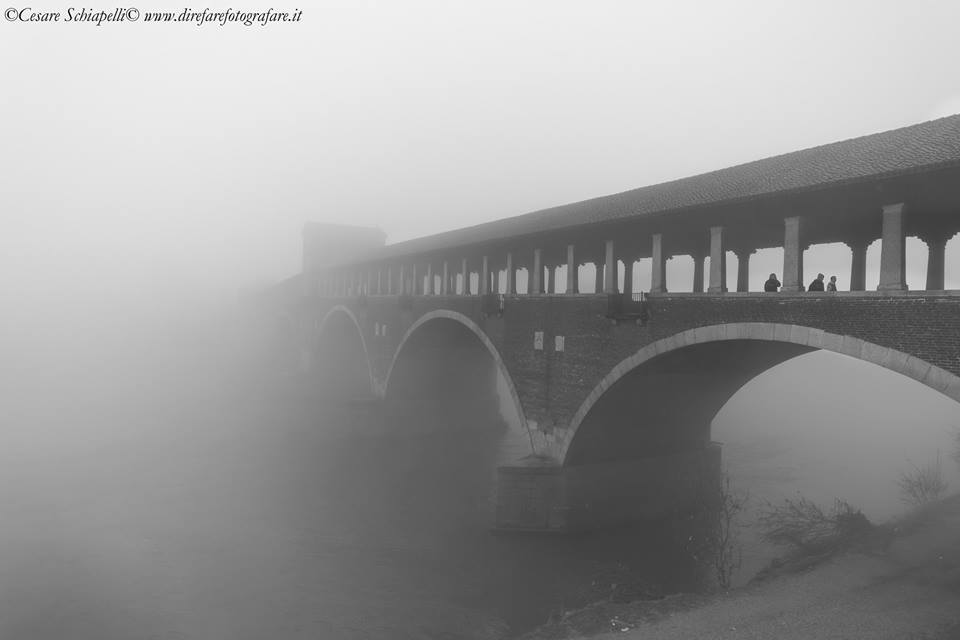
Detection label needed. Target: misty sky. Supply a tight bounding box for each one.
[4,0,960,299]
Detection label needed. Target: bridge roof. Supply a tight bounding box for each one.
[356,114,960,262]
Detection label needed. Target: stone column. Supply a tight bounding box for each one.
[492,265,501,294]
[386,266,394,294]
[441,261,449,295]
[460,258,468,295]
[594,260,604,293]
[531,248,542,294]
[734,249,752,292]
[924,235,948,290]
[878,203,907,291]
[651,233,667,293]
[692,254,705,293]
[708,226,727,293]
[782,216,805,292]
[506,252,516,294]
[603,240,617,293]
[622,257,633,295]
[566,244,578,294]
[481,256,490,295]
[547,265,556,294]
[846,240,868,291]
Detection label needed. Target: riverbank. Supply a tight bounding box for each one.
[521,494,960,639]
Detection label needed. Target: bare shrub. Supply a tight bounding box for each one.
[686,471,749,590]
[758,496,872,553]
[708,473,749,589]
[898,451,948,507]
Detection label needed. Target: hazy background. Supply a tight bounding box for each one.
[5,0,960,392]
[3,1,960,637]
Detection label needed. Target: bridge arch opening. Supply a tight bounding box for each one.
[563,324,960,468]
[311,306,374,400]
[564,337,813,466]
[380,312,532,530]
[383,312,528,444]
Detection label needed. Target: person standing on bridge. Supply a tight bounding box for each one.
[827,275,838,292]
[808,273,826,291]
[764,273,781,292]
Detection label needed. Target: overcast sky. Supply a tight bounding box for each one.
[4,0,960,299]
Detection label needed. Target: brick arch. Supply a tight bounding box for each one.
[315,305,376,396]
[561,322,960,464]
[382,310,533,447]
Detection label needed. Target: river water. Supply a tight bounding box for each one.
[3,318,959,638]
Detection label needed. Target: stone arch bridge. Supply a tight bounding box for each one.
[296,291,960,531]
[255,115,960,531]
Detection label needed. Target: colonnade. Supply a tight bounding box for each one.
[316,202,954,297]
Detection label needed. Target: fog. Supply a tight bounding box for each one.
[4,1,960,637]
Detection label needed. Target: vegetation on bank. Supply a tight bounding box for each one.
[519,441,960,640]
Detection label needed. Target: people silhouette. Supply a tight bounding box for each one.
[808,273,825,292]
[764,273,781,292]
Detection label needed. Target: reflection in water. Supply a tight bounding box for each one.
[0,359,703,639]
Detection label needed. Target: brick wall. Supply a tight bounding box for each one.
[301,292,960,462]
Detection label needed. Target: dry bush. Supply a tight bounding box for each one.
[758,496,872,554]
[898,451,948,507]
[685,471,749,590]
